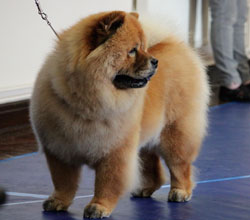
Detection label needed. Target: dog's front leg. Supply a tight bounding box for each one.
[84,139,139,219]
[43,150,82,211]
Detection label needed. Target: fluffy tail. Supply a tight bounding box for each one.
[139,15,184,48]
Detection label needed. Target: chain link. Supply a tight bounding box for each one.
[34,0,60,39]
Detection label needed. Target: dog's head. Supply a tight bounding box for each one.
[65,11,158,90]
[89,11,158,89]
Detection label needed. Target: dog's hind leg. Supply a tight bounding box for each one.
[131,147,166,198]
[160,119,203,202]
[43,150,81,211]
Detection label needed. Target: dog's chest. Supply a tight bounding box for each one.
[69,118,124,160]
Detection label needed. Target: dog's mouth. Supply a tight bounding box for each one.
[113,71,155,89]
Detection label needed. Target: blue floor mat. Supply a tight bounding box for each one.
[1,103,250,220]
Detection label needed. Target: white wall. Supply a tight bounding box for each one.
[0,0,132,104]
[0,0,200,104]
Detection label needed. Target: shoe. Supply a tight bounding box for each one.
[219,85,250,102]
[245,84,250,90]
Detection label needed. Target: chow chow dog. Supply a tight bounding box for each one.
[30,11,210,218]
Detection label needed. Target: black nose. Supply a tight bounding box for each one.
[151,58,158,68]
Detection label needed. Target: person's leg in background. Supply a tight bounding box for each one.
[210,0,250,101]
[234,0,250,85]
[210,0,241,88]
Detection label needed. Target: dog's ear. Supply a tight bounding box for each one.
[91,11,125,49]
[130,12,139,19]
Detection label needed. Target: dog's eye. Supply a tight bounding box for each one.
[128,47,137,57]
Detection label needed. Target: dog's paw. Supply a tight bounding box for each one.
[131,188,155,198]
[168,189,192,202]
[43,197,69,211]
[84,203,111,219]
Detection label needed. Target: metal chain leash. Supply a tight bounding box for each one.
[34,0,60,39]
